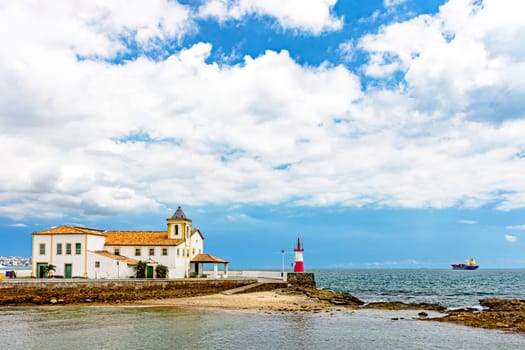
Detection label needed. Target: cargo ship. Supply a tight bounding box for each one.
[451,258,479,270]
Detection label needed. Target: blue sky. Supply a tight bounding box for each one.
[1,0,525,268]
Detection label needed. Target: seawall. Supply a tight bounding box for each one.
[286,273,316,288]
[0,279,259,305]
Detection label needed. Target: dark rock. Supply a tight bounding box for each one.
[429,298,525,333]
[365,301,445,312]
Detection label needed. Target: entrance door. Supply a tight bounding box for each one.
[147,266,154,279]
[36,263,48,278]
[65,264,72,278]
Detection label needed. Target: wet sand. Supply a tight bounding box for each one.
[133,290,338,312]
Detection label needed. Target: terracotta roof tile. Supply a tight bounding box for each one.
[104,231,185,246]
[191,253,229,263]
[33,226,106,236]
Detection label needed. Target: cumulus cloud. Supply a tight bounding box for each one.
[0,0,192,60]
[197,0,343,34]
[1,0,525,220]
[505,234,518,242]
[359,0,525,121]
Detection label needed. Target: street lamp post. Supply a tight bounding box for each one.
[281,250,285,280]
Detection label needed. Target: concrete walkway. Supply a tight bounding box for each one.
[221,279,288,295]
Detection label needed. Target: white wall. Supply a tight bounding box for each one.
[104,237,204,279]
[87,252,134,279]
[50,234,87,278]
[33,230,206,279]
[33,235,51,267]
[33,234,106,278]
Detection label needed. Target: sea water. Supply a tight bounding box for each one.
[314,269,525,308]
[1,269,525,350]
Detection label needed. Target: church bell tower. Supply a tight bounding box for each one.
[166,206,192,240]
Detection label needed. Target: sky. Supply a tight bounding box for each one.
[1,0,525,269]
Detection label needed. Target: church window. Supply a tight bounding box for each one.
[39,243,46,255]
[149,248,155,256]
[135,248,141,256]
[75,243,81,255]
[177,248,180,256]
[162,248,168,256]
[192,248,195,255]
[66,243,72,255]
[95,261,100,268]
[175,225,179,236]
[57,243,62,255]
[114,248,120,256]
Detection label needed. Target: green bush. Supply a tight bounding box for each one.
[135,261,147,278]
[155,264,169,278]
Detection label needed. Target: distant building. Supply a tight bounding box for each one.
[31,206,228,279]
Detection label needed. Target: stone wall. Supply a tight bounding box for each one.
[286,273,316,288]
[0,279,257,305]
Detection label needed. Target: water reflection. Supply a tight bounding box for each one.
[1,306,525,350]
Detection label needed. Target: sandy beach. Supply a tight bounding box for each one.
[131,289,525,333]
[133,290,340,313]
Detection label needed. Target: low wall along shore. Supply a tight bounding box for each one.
[287,273,316,288]
[0,279,259,305]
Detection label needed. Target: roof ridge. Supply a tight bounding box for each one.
[105,230,165,233]
[72,226,105,232]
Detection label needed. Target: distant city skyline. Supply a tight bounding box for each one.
[1,0,525,268]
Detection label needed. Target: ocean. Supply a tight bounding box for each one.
[314,268,525,309]
[1,269,525,349]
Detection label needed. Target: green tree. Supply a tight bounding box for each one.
[155,264,169,278]
[135,261,147,278]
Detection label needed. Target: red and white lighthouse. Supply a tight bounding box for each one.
[293,237,305,273]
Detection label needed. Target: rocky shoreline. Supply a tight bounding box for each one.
[2,280,525,333]
[286,287,525,333]
[427,298,525,333]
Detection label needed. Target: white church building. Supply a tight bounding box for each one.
[31,207,228,279]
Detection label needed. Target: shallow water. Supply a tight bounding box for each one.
[3,269,525,349]
[1,306,525,350]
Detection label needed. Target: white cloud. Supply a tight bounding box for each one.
[359,0,525,121]
[506,224,525,230]
[1,1,525,220]
[0,0,192,60]
[457,220,478,225]
[338,41,355,62]
[8,223,27,228]
[505,234,518,242]
[383,0,407,7]
[198,0,343,34]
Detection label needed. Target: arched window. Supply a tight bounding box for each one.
[175,225,179,236]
